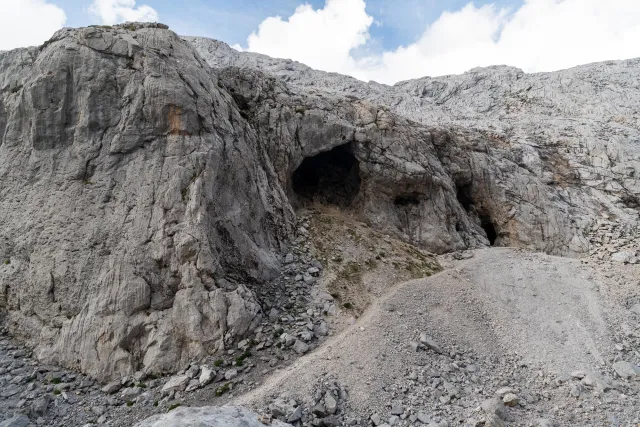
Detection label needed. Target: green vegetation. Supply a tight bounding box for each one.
[50,377,61,384]
[126,401,134,407]
[168,403,181,411]
[3,259,9,265]
[215,383,230,397]
[235,350,252,366]
[213,359,224,367]
[53,389,61,395]
[343,302,353,309]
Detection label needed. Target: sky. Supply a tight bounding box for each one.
[1,0,639,84]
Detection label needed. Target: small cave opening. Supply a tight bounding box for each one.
[456,183,498,246]
[479,214,498,246]
[394,193,421,207]
[292,144,361,207]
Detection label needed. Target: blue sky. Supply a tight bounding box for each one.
[56,0,522,51]
[2,0,639,84]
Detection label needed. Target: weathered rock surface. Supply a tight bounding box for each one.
[189,36,640,257]
[2,22,640,387]
[134,406,292,427]
[0,23,293,380]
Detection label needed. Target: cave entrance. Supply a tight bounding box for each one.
[456,183,498,246]
[292,144,361,207]
[480,214,497,246]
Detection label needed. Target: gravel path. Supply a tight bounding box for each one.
[236,248,640,426]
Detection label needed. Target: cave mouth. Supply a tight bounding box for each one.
[456,183,498,246]
[292,144,361,207]
[480,214,497,245]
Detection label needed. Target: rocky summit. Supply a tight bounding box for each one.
[0,22,639,427]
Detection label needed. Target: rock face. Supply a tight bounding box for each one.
[1,22,640,381]
[189,36,640,256]
[0,23,293,380]
[134,406,292,427]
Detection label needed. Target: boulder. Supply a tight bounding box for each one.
[134,406,292,427]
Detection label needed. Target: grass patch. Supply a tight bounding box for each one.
[213,359,224,367]
[168,403,181,411]
[50,377,61,384]
[343,302,353,309]
[53,389,61,395]
[3,259,9,265]
[215,383,230,397]
[235,350,252,367]
[126,401,134,407]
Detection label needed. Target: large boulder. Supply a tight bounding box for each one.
[134,406,292,427]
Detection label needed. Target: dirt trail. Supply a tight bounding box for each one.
[235,248,639,426]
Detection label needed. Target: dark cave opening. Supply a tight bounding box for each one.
[292,144,361,207]
[456,183,498,246]
[394,193,421,207]
[456,183,474,211]
[480,214,498,246]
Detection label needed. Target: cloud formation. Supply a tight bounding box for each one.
[0,0,66,51]
[246,0,372,74]
[242,0,640,84]
[90,0,159,25]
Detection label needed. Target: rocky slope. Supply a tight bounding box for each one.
[0,22,639,427]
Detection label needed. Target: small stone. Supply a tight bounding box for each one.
[101,380,122,394]
[161,374,191,394]
[199,366,215,386]
[611,251,633,263]
[419,332,443,354]
[185,379,200,392]
[570,370,585,379]
[612,361,639,380]
[495,387,515,397]
[503,393,518,407]
[417,412,431,424]
[390,405,404,415]
[224,369,238,380]
[288,406,303,423]
[293,340,309,354]
[371,413,382,426]
[324,392,338,414]
[322,416,340,427]
[569,384,582,398]
[581,375,596,388]
[312,403,327,417]
[481,398,509,420]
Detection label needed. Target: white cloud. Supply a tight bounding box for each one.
[90,0,159,25]
[241,0,640,84]
[0,0,66,51]
[246,0,372,74]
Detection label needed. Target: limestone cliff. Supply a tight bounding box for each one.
[1,23,639,381]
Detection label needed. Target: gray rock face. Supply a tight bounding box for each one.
[2,22,640,383]
[134,406,292,427]
[0,23,293,380]
[189,36,640,257]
